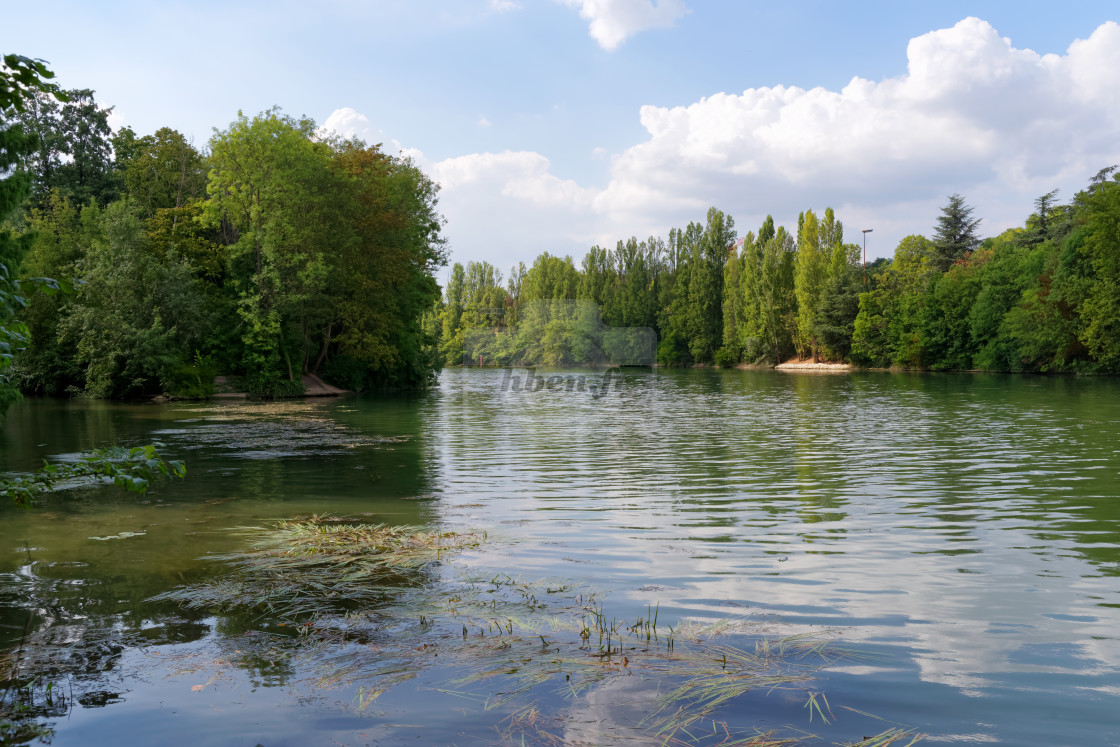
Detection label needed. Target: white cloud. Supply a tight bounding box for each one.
[105,108,127,134]
[426,151,601,269]
[318,106,378,142]
[330,19,1120,271]
[477,117,492,128]
[488,0,520,12]
[318,107,419,159]
[561,0,689,51]
[590,17,1120,249]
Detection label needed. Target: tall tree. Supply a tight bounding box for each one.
[579,244,616,323]
[440,263,466,364]
[16,88,116,206]
[851,235,935,367]
[794,209,827,359]
[1,54,68,416]
[55,89,116,204]
[931,193,982,273]
[1078,171,1120,369]
[60,200,208,397]
[328,142,446,386]
[718,236,745,365]
[116,127,208,217]
[656,227,688,365]
[203,109,337,389]
[750,225,797,363]
[684,207,734,363]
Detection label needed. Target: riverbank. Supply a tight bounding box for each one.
[208,373,350,399]
[773,357,852,372]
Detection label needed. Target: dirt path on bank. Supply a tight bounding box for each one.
[209,374,350,398]
[774,357,852,372]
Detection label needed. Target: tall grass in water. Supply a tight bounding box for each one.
[153,517,923,747]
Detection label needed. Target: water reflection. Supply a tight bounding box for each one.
[427,368,1120,744]
[1,371,1119,744]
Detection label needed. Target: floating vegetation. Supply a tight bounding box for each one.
[153,517,924,746]
[151,402,408,459]
[88,531,147,541]
[1,444,186,508]
[151,519,486,618]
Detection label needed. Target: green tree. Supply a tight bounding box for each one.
[683,207,734,363]
[515,253,581,365]
[931,193,982,273]
[579,244,617,324]
[327,142,446,387]
[116,127,208,217]
[1,56,67,415]
[812,209,860,361]
[454,260,507,365]
[204,109,338,390]
[440,263,467,364]
[11,192,96,394]
[851,235,935,367]
[750,225,797,363]
[1078,171,1120,369]
[657,227,691,365]
[794,209,828,359]
[717,236,746,365]
[616,236,659,330]
[16,88,116,206]
[60,200,208,397]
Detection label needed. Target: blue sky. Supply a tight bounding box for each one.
[4,1,1119,276]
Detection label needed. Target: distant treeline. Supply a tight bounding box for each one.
[437,172,1120,373]
[5,61,1120,422]
[1,81,446,409]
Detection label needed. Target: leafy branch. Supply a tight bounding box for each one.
[1,444,186,508]
[0,53,69,113]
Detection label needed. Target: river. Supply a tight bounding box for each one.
[2,368,1119,746]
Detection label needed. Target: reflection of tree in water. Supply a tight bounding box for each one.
[788,374,851,535]
[0,546,221,740]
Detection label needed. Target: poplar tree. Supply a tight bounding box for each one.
[794,209,827,359]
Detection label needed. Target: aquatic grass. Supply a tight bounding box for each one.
[153,517,923,746]
[150,518,486,618]
[839,730,923,747]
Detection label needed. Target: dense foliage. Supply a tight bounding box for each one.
[1,54,68,417]
[7,53,1120,395]
[2,68,447,400]
[440,182,1120,373]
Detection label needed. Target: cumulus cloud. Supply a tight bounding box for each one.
[318,107,423,161]
[426,151,602,269]
[328,19,1120,271]
[591,17,1120,249]
[477,116,492,128]
[561,0,689,51]
[318,107,380,142]
[488,0,520,11]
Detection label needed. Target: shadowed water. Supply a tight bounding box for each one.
[2,368,1119,745]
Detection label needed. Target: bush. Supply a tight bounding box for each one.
[714,347,738,368]
[241,372,305,399]
[163,352,217,399]
[320,355,370,392]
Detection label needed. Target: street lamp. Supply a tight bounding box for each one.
[861,229,873,285]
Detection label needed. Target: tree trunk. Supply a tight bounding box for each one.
[312,322,332,374]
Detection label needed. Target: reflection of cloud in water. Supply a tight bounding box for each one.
[428,368,1120,710]
[560,678,664,745]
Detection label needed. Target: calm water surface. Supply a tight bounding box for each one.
[2,368,1119,746]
